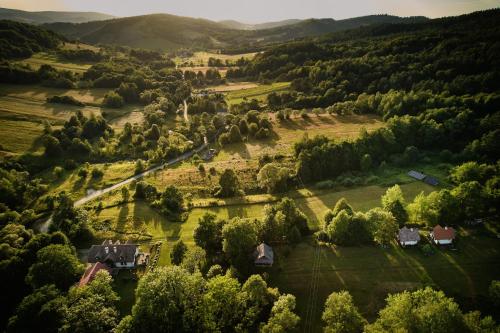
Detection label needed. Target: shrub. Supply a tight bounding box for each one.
[46,95,85,106]
[53,166,64,178]
[91,167,104,179]
[103,91,124,108]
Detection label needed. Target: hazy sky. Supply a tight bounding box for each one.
[1,0,499,22]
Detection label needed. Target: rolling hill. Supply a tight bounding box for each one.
[0,7,115,24]
[42,13,429,51]
[218,19,302,30]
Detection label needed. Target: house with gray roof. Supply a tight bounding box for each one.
[88,240,139,268]
[398,227,421,246]
[254,243,274,267]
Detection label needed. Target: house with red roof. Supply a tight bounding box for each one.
[79,262,112,286]
[430,225,456,245]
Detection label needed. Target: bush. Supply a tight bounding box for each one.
[103,91,124,108]
[91,167,104,179]
[46,95,84,106]
[53,166,64,178]
[77,168,88,179]
[316,180,335,189]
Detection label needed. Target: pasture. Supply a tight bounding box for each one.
[225,82,290,105]
[175,51,257,66]
[0,84,144,154]
[14,52,93,73]
[268,231,500,332]
[93,181,434,268]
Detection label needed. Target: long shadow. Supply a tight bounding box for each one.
[116,203,130,231]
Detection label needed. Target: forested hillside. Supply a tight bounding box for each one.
[0,7,115,24]
[0,20,63,59]
[42,13,426,51]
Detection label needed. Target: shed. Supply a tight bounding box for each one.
[423,176,439,186]
[254,243,274,267]
[398,227,420,246]
[408,170,426,180]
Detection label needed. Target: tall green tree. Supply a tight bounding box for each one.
[216,169,241,198]
[26,244,84,291]
[381,185,408,227]
[322,291,365,333]
[222,217,258,272]
[260,294,300,333]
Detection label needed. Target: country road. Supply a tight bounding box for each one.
[38,99,206,233]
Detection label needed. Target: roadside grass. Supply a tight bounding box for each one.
[267,232,500,331]
[14,52,93,73]
[41,161,137,201]
[225,82,290,105]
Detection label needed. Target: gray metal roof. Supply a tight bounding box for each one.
[408,170,426,180]
[398,227,421,243]
[255,243,274,265]
[88,244,138,264]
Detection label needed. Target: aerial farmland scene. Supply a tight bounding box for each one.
[0,0,499,332]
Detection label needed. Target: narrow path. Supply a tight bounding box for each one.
[303,244,322,333]
[38,100,206,233]
[183,99,189,122]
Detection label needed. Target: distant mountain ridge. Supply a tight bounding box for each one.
[218,19,302,30]
[41,13,429,51]
[0,7,115,24]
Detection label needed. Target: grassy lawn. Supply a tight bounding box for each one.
[225,82,290,105]
[14,52,94,73]
[267,231,500,332]
[41,161,138,201]
[93,181,434,270]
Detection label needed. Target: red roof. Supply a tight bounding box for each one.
[433,225,455,240]
[79,262,112,286]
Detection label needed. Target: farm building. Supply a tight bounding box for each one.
[88,240,139,268]
[254,243,274,267]
[423,176,439,186]
[430,225,456,245]
[398,227,420,246]
[79,262,112,286]
[408,170,426,180]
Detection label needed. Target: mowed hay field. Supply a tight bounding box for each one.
[0,84,144,155]
[226,82,291,105]
[269,233,500,332]
[175,51,258,65]
[215,113,384,160]
[94,181,434,266]
[14,52,93,73]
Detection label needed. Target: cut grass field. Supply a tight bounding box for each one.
[225,82,291,105]
[0,84,144,154]
[174,51,258,66]
[269,231,500,332]
[14,52,94,73]
[215,113,384,161]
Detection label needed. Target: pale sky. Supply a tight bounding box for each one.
[1,0,499,22]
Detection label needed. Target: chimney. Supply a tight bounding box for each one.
[445,226,448,230]
[104,246,109,254]
[410,228,413,232]
[113,246,117,253]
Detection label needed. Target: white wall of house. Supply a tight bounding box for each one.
[115,261,135,268]
[401,240,418,246]
[434,239,452,245]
